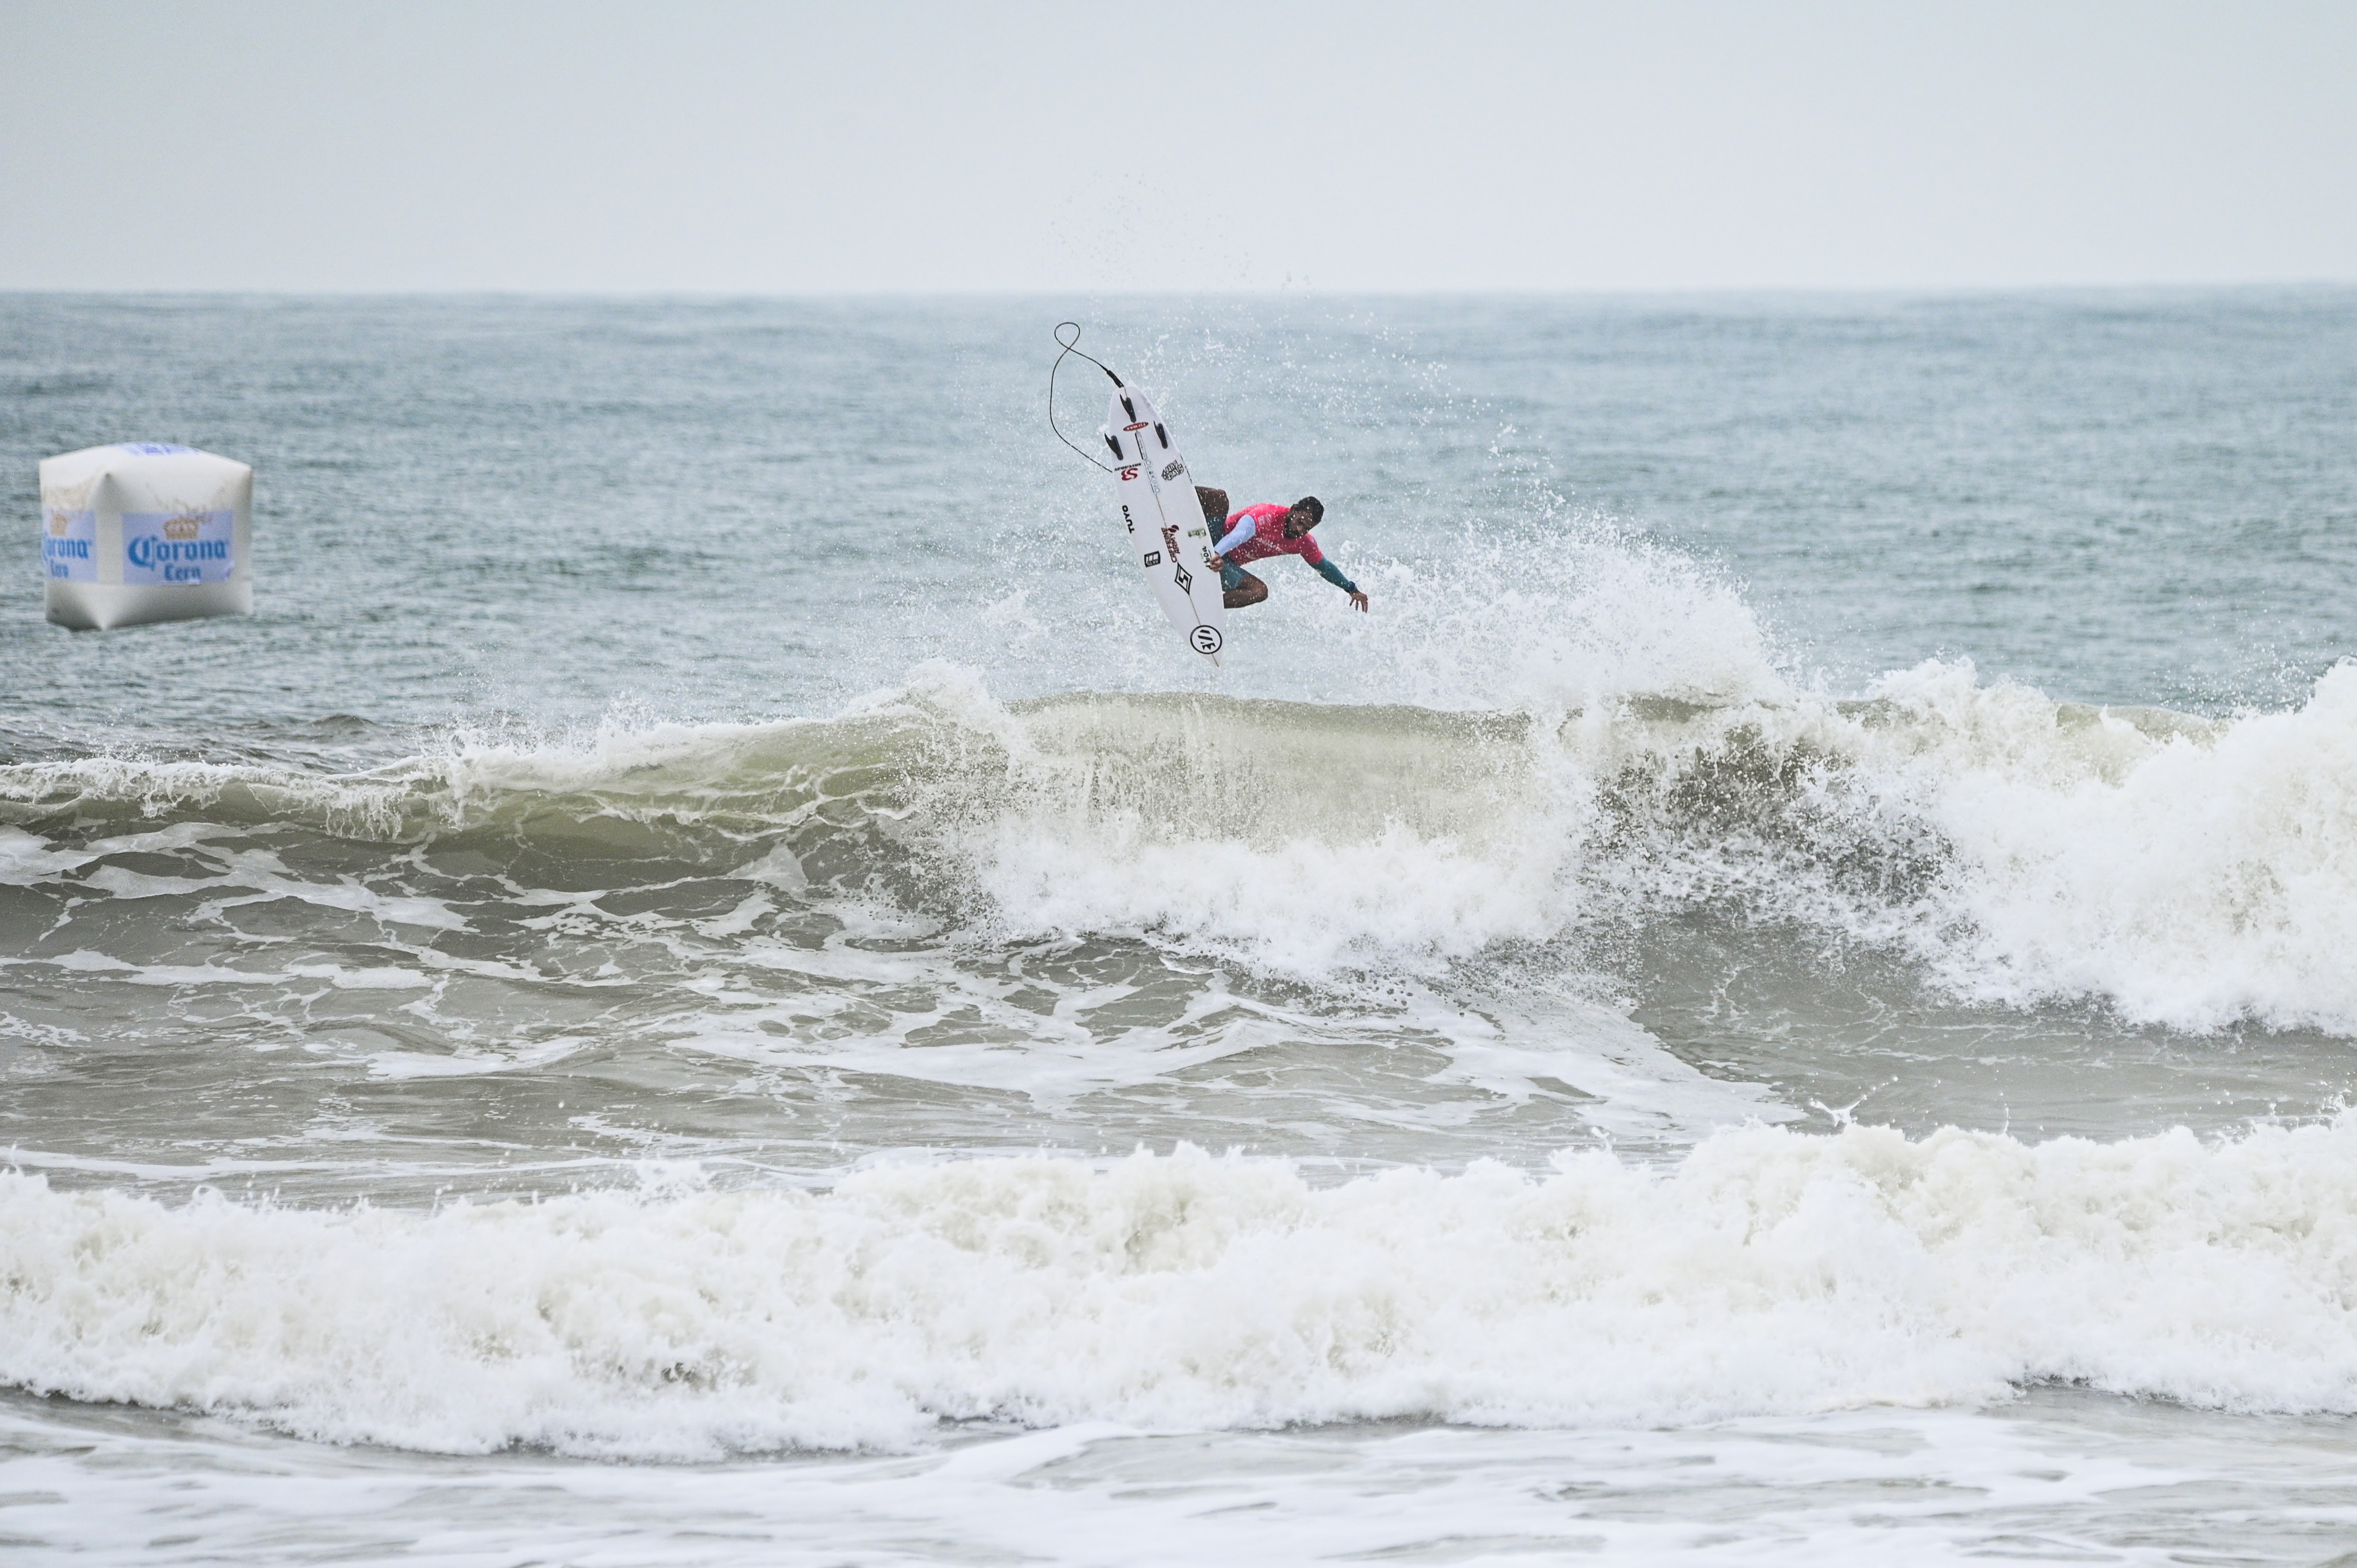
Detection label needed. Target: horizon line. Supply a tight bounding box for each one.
[3,278,2355,303]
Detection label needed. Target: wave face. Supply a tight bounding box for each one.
[9,1118,2357,1456]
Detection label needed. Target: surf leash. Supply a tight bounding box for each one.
[1048,321,1124,472]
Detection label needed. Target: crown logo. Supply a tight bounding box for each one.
[47,511,69,537]
[162,513,203,541]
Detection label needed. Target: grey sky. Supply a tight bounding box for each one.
[4,1,2351,293]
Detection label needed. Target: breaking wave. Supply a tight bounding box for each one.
[8,1118,2357,1456]
[6,653,2356,1032]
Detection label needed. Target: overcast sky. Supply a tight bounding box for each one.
[3,1,2351,293]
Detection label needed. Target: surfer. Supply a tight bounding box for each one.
[1195,486,1369,612]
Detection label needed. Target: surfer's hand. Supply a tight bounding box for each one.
[1348,590,1369,612]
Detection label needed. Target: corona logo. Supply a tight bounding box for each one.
[47,512,69,537]
[162,513,203,541]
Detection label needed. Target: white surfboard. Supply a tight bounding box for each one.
[1102,384,1225,664]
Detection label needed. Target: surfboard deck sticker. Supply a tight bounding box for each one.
[1104,384,1225,664]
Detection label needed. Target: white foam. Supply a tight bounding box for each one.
[1878,659,2357,1030]
[9,1118,2357,1458]
[365,1036,590,1079]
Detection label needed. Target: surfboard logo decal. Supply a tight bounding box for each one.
[1102,379,1224,664]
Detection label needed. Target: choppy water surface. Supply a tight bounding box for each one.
[4,291,2357,1564]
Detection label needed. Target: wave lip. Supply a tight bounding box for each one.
[7,1118,2357,1457]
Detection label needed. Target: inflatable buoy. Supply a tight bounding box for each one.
[39,444,253,630]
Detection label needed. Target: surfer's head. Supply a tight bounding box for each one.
[1283,496,1324,538]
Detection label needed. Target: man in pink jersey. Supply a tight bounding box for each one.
[1193,486,1369,612]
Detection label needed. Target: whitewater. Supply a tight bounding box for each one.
[5,290,2357,1563]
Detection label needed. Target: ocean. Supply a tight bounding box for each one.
[5,289,2357,1564]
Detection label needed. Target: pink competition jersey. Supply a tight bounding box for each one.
[1221,503,1326,567]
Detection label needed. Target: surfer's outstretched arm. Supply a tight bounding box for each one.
[1312,557,1370,612]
